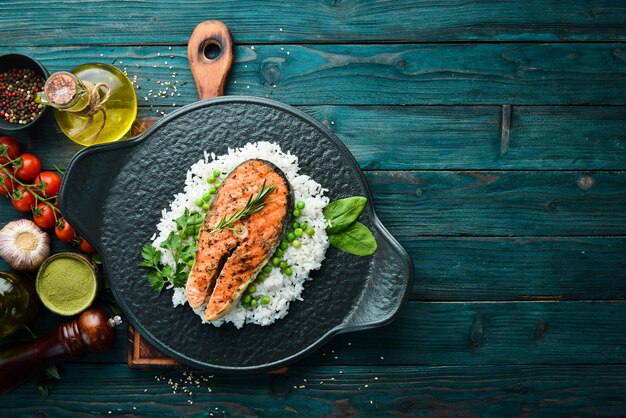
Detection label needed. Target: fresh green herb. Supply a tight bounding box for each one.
[323,196,377,256]
[211,180,275,233]
[323,196,367,234]
[328,221,377,256]
[140,231,196,292]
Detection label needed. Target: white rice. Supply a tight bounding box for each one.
[151,141,329,328]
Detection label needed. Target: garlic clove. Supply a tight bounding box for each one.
[0,219,50,271]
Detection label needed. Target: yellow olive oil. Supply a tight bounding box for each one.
[53,63,137,146]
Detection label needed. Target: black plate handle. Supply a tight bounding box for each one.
[340,220,414,332]
[188,20,234,100]
[59,145,130,247]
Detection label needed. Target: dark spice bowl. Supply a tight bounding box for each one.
[0,53,49,132]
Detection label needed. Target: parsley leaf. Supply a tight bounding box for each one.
[146,272,165,292]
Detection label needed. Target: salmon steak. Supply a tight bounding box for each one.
[185,159,292,321]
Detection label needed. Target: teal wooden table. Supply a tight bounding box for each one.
[1,1,626,416]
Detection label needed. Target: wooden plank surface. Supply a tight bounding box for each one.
[406,236,626,300]
[21,300,626,367]
[1,0,625,412]
[2,364,626,417]
[12,105,626,171]
[2,43,626,105]
[2,0,626,45]
[368,170,626,237]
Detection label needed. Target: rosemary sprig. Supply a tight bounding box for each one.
[211,179,276,233]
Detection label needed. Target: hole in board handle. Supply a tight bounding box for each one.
[203,40,222,61]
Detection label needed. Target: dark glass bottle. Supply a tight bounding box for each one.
[0,272,38,337]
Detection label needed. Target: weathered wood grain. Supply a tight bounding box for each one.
[407,237,626,300]
[1,0,625,45]
[305,105,626,170]
[367,170,626,237]
[12,300,626,367]
[306,301,626,366]
[1,364,626,416]
[12,105,626,171]
[2,43,625,105]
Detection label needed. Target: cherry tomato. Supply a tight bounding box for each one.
[33,202,57,229]
[34,171,62,198]
[11,186,36,212]
[0,136,21,165]
[0,170,14,195]
[55,218,76,242]
[79,238,96,254]
[14,153,41,181]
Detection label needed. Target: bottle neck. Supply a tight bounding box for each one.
[38,71,89,112]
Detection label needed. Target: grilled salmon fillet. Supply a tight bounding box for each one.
[185,159,292,321]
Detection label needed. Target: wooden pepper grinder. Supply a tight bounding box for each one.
[0,307,122,394]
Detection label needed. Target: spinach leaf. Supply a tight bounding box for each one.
[323,196,367,234]
[328,221,377,256]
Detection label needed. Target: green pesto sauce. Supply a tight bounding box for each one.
[37,257,96,315]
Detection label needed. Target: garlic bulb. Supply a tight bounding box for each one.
[0,219,50,271]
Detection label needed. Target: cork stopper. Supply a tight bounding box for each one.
[44,71,78,106]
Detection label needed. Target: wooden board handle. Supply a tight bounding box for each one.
[188,20,233,100]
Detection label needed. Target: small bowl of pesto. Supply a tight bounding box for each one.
[36,252,99,316]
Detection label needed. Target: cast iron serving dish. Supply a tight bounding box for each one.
[59,21,413,373]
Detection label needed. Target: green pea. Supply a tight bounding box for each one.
[243,294,251,304]
[215,181,222,187]
[299,221,308,230]
[271,257,280,266]
[279,261,288,269]
[294,228,303,237]
[287,232,296,242]
[207,176,215,184]
[187,260,194,268]
[297,200,305,209]
[257,275,266,283]
[202,192,211,201]
[280,241,289,250]
[306,227,315,237]
[263,265,272,273]
[261,295,270,305]
[293,209,301,218]
[195,199,204,207]
[284,267,293,276]
[213,169,221,178]
[202,203,209,211]
[251,299,258,308]
[248,285,256,294]
[210,186,218,194]
[292,222,300,230]
[292,239,302,249]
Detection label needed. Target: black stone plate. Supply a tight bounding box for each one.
[60,97,413,373]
